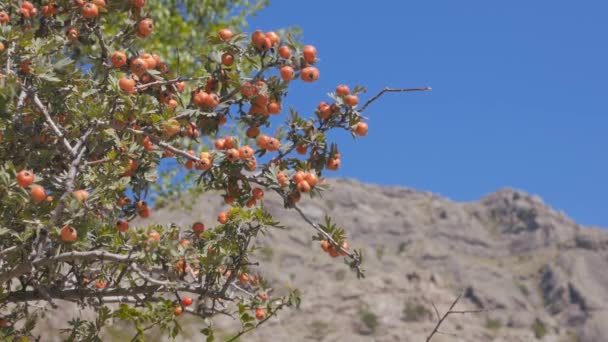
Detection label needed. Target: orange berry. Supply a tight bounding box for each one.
[326,157,341,171]
[267,101,281,115]
[60,225,77,242]
[95,280,107,289]
[265,138,280,152]
[320,240,330,252]
[217,211,228,224]
[300,66,319,82]
[0,11,10,24]
[252,187,264,200]
[218,28,234,41]
[111,51,127,68]
[31,185,46,203]
[163,119,180,137]
[304,173,318,187]
[280,66,294,82]
[255,308,265,320]
[238,273,249,283]
[148,230,160,241]
[256,134,270,149]
[296,144,307,155]
[81,3,99,18]
[116,220,129,232]
[192,222,205,233]
[278,45,291,59]
[303,45,317,64]
[238,146,254,160]
[293,171,305,184]
[130,57,147,76]
[181,297,193,307]
[354,122,368,136]
[258,292,269,301]
[344,94,359,107]
[137,19,154,38]
[336,84,350,96]
[240,82,257,98]
[214,138,226,150]
[225,148,239,162]
[221,53,234,66]
[174,306,183,316]
[297,180,311,193]
[16,170,35,187]
[138,202,150,218]
[265,31,280,46]
[92,0,106,8]
[175,81,185,93]
[66,27,79,42]
[118,77,135,94]
[72,189,89,203]
[246,127,260,138]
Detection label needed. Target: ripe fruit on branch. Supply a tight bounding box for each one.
[95,280,107,289]
[336,84,350,96]
[344,94,359,107]
[218,28,234,41]
[137,201,151,218]
[137,19,154,38]
[300,66,320,82]
[111,51,127,68]
[116,220,129,232]
[82,3,99,18]
[354,122,368,136]
[31,185,46,203]
[192,222,205,233]
[16,170,35,187]
[73,189,89,202]
[181,297,193,307]
[280,66,294,82]
[60,225,77,243]
[118,77,135,94]
[255,308,265,320]
[217,212,228,224]
[278,45,291,59]
[303,45,317,64]
[148,231,160,242]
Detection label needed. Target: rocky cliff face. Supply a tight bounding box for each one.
[141,179,607,342]
[36,179,608,341]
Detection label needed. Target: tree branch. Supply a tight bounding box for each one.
[426,293,488,342]
[32,92,75,156]
[359,86,431,113]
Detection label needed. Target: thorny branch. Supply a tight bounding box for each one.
[426,292,489,342]
[359,87,432,113]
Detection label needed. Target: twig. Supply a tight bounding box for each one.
[426,293,488,342]
[0,246,18,258]
[225,300,289,342]
[32,92,75,156]
[359,87,432,113]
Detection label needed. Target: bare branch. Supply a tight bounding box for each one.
[0,246,18,258]
[426,293,489,342]
[359,86,432,113]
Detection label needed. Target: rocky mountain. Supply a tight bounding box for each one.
[37,179,608,341]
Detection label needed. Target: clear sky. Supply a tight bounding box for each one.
[247,1,608,227]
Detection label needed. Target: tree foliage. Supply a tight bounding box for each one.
[0,0,406,340]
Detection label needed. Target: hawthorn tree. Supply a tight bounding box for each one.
[0,0,429,340]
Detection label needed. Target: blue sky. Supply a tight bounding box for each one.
[246,1,608,227]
